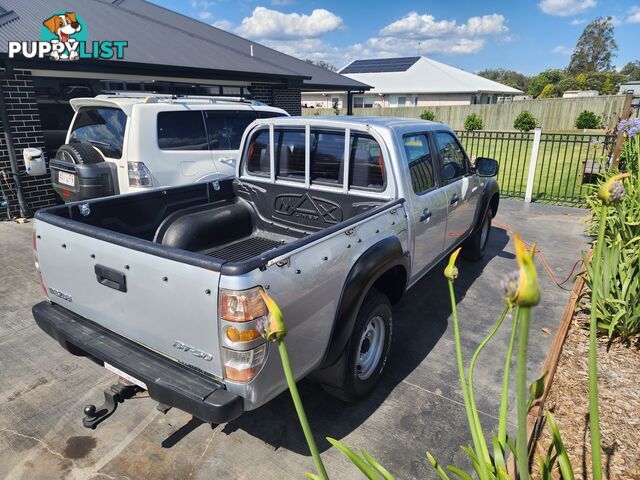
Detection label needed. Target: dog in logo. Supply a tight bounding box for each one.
[42,12,82,60]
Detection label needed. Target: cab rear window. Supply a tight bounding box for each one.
[69,107,126,159]
[245,128,385,191]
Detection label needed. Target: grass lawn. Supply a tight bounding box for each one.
[456,131,613,205]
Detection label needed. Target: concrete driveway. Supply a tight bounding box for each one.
[0,200,589,480]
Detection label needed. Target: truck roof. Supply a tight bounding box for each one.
[69,94,287,117]
[252,115,451,134]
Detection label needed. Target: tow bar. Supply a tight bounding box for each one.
[82,382,142,429]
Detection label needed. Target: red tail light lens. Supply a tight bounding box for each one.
[128,161,153,187]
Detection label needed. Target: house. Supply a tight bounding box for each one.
[0,0,368,219]
[563,90,599,98]
[618,81,640,95]
[302,56,522,109]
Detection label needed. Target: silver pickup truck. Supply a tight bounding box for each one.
[32,117,499,427]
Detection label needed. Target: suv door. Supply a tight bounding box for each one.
[205,110,286,178]
[156,110,213,186]
[402,133,448,280]
[434,131,481,250]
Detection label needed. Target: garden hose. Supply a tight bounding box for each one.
[492,220,583,291]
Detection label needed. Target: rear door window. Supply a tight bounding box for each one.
[157,111,208,150]
[310,130,344,186]
[69,107,126,159]
[205,110,287,151]
[403,134,436,194]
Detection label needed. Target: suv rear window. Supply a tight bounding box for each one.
[205,110,286,151]
[157,111,208,151]
[69,107,126,159]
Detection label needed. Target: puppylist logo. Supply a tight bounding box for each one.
[8,12,127,61]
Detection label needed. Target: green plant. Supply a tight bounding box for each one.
[257,291,329,480]
[513,111,538,132]
[538,83,556,98]
[464,113,484,131]
[420,110,436,121]
[575,110,601,129]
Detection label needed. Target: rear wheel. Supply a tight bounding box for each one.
[462,211,491,261]
[323,289,392,402]
[55,143,104,165]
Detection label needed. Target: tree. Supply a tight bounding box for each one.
[539,83,557,98]
[528,69,566,97]
[477,68,529,93]
[305,59,337,71]
[513,111,538,132]
[575,110,601,129]
[620,60,640,81]
[567,17,618,74]
[556,77,581,95]
[464,113,484,131]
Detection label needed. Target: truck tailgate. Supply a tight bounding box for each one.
[35,219,223,378]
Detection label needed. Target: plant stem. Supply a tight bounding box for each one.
[468,304,510,466]
[588,205,607,480]
[448,280,489,480]
[277,339,329,480]
[515,307,531,480]
[498,306,520,446]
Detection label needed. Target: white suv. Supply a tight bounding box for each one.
[50,94,288,202]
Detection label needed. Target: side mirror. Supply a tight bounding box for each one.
[475,157,498,177]
[442,163,456,182]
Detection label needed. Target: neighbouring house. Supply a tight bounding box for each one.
[302,56,522,109]
[618,81,640,95]
[563,90,599,98]
[0,0,368,219]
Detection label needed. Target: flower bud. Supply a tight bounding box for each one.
[444,247,462,281]
[598,173,630,204]
[514,234,540,307]
[258,290,287,341]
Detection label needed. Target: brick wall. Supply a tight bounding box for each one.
[249,82,301,116]
[0,69,55,219]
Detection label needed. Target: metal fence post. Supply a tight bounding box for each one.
[525,127,542,203]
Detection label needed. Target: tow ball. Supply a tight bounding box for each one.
[82,383,142,429]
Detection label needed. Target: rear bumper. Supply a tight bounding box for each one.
[32,301,243,424]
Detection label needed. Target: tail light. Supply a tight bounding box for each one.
[128,161,153,187]
[32,230,48,299]
[219,287,269,383]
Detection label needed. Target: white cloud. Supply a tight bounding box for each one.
[380,12,507,38]
[626,6,640,23]
[551,45,574,55]
[570,18,586,25]
[198,11,213,20]
[212,19,233,31]
[235,7,343,40]
[538,0,596,16]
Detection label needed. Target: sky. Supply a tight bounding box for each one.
[153,0,640,75]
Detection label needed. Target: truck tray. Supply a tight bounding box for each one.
[205,235,287,262]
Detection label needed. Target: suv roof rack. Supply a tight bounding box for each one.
[96,92,266,106]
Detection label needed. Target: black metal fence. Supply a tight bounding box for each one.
[455,130,616,206]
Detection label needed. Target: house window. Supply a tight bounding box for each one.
[330,96,341,108]
[390,96,407,107]
[353,96,373,108]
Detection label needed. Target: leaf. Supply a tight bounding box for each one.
[446,465,473,480]
[426,451,451,480]
[541,327,552,334]
[361,450,394,480]
[327,438,381,479]
[527,372,547,410]
[546,412,575,480]
[492,437,507,472]
[305,474,321,480]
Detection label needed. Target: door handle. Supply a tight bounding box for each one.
[450,194,459,206]
[219,157,235,165]
[95,264,127,293]
[420,208,432,223]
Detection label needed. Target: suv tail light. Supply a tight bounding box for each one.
[32,230,48,299]
[128,161,153,187]
[219,287,269,383]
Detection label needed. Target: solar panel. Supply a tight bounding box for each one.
[341,57,420,74]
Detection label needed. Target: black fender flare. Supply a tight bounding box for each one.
[472,177,499,231]
[318,236,409,370]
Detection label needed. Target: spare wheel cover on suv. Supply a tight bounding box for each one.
[55,143,104,165]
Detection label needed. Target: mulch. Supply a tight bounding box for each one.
[532,303,640,479]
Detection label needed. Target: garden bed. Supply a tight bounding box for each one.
[532,299,640,479]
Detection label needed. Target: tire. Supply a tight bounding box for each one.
[55,143,104,165]
[462,210,491,261]
[323,289,392,402]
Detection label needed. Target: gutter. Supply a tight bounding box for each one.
[0,60,29,218]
